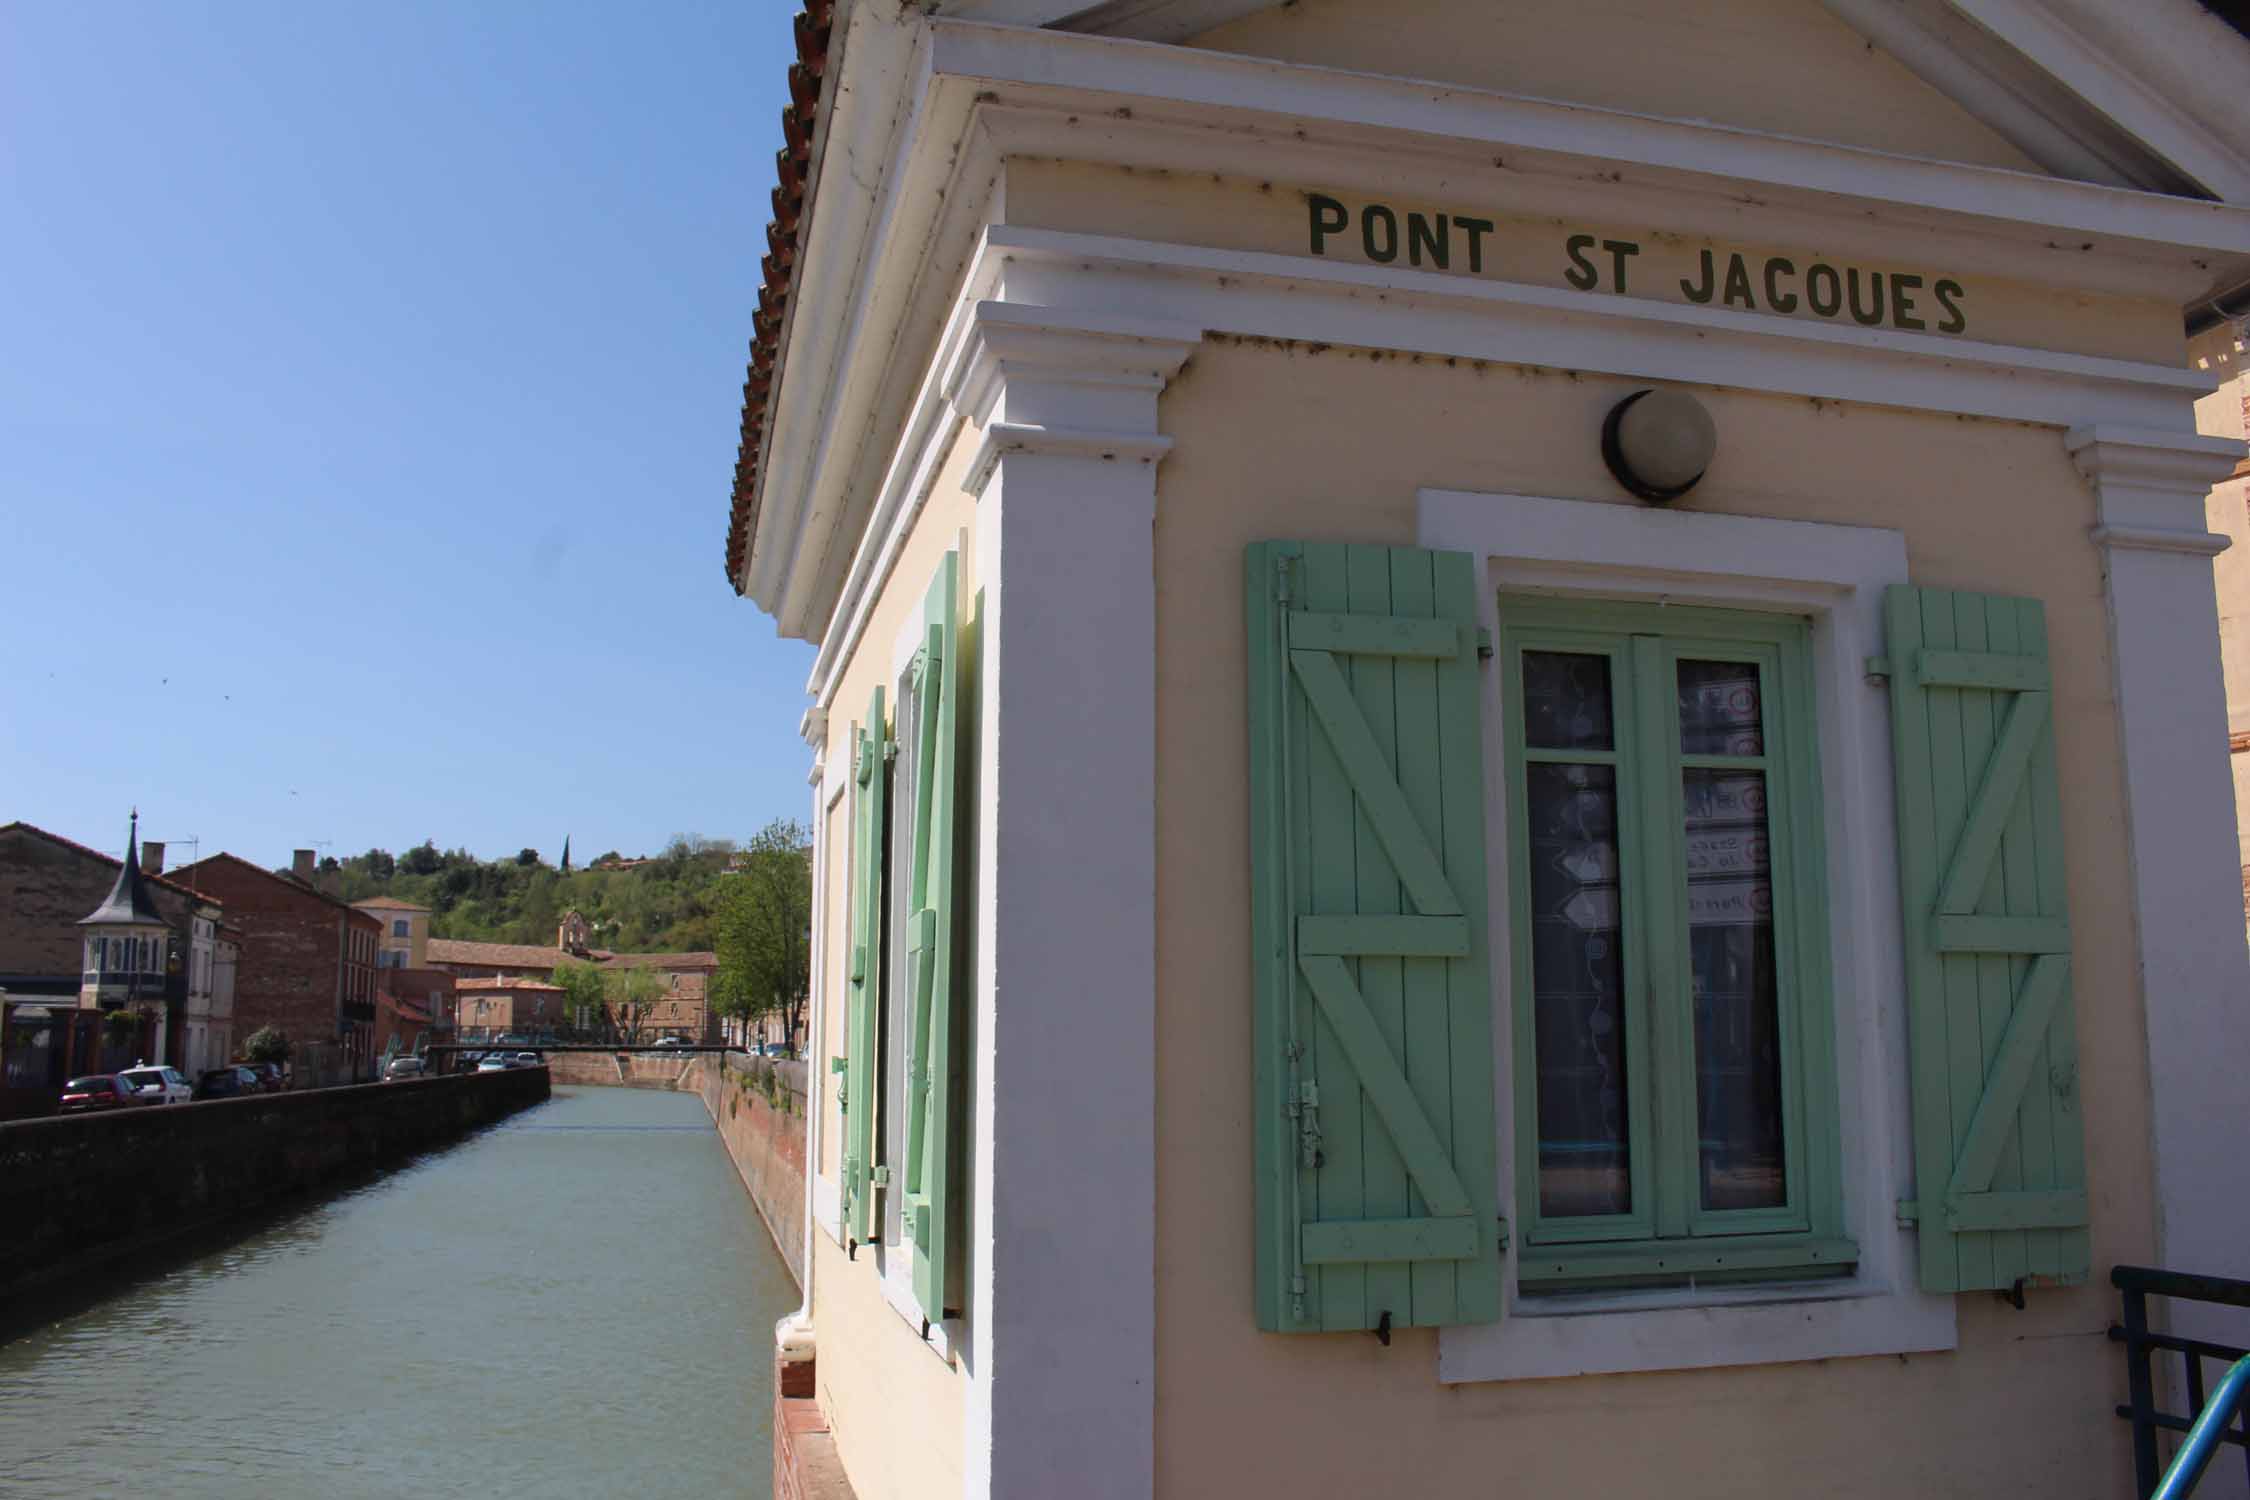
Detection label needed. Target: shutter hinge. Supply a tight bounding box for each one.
[1864,655,1893,682]
[1275,555,1295,606]
[871,1165,891,1187]
[1895,1198,1919,1228]
[883,735,898,764]
[1477,627,1494,661]
[829,1055,847,1073]
[1496,1216,1511,1255]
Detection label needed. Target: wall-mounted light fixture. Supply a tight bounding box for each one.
[1601,389,1717,504]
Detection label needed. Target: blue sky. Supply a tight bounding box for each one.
[1,1,815,870]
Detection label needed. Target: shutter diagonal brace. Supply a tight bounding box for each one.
[1935,689,2049,917]
[1298,954,1477,1222]
[1943,953,2070,1217]
[1289,647,1464,917]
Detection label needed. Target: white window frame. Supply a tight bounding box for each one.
[1421,487,1955,1384]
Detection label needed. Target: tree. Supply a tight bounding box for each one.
[552,956,607,1032]
[515,847,540,867]
[602,966,669,1042]
[400,841,442,877]
[242,1026,293,1065]
[711,818,813,1051]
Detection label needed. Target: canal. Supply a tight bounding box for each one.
[0,1084,796,1496]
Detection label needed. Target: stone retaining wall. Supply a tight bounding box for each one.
[0,1069,550,1301]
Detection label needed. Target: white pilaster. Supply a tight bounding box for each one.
[945,302,1198,1500]
[2067,426,2250,1304]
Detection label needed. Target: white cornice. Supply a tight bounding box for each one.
[929,21,2250,262]
[745,14,2250,647]
[966,422,1175,497]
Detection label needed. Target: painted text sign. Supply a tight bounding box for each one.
[1308,193,1969,336]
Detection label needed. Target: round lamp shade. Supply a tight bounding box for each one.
[1602,389,1717,503]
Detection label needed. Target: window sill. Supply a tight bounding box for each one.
[1438,1254,1955,1384]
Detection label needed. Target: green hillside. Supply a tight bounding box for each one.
[324,835,740,953]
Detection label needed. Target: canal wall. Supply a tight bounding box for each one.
[545,1050,702,1089]
[691,1056,807,1285]
[0,1069,550,1302]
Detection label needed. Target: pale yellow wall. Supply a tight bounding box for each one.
[808,420,983,1500]
[1150,339,2158,1498]
[1002,160,2183,366]
[1191,0,2045,175]
[810,1232,964,1500]
[2189,324,2250,914]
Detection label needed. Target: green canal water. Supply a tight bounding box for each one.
[0,1084,796,1497]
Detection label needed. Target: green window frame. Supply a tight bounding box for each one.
[1498,595,1852,1288]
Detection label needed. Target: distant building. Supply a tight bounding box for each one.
[422,910,717,1035]
[0,817,229,1114]
[454,976,567,1039]
[168,850,381,1085]
[354,895,431,970]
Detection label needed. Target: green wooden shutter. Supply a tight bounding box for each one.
[904,554,965,1322]
[1247,540,1502,1334]
[1885,585,2089,1294]
[840,685,887,1248]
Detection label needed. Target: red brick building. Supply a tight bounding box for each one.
[0,820,228,1114]
[168,852,381,1084]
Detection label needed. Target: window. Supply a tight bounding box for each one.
[1498,595,1848,1286]
[393,919,410,939]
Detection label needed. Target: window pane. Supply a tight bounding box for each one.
[1677,659,1765,756]
[1525,762,1631,1217]
[1682,768,1785,1211]
[1522,651,1615,752]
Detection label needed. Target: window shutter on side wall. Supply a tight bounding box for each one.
[1247,541,1503,1334]
[840,686,887,1248]
[904,554,966,1323]
[1884,585,2090,1295]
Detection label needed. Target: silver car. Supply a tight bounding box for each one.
[119,1064,193,1105]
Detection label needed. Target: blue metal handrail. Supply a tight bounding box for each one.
[2114,1266,2250,1498]
[2154,1357,2250,1500]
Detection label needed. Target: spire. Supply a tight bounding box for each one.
[78,809,169,927]
[561,835,572,873]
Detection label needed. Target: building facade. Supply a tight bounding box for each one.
[355,895,431,969]
[0,820,227,1113]
[169,853,381,1085]
[725,3,2250,1498]
[453,976,567,1040]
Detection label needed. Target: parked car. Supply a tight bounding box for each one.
[193,1066,259,1101]
[653,1036,694,1049]
[245,1062,286,1093]
[119,1064,193,1105]
[474,1055,511,1074]
[508,1051,543,1069]
[382,1055,427,1082]
[59,1075,139,1113]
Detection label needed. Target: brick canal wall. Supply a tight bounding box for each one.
[542,1050,807,1285]
[690,1055,807,1286]
[0,1069,550,1301]
[544,1050,702,1089]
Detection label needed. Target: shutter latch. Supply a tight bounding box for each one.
[1291,1077,1324,1170]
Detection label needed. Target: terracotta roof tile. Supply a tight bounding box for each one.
[725,0,834,591]
[353,896,430,912]
[425,938,562,969]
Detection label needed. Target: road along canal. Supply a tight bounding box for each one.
[0,1083,798,1497]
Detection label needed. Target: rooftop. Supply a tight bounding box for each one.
[353,896,430,913]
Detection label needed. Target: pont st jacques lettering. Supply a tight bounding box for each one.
[1308,193,1968,336]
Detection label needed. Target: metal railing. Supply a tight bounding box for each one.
[2112,1265,2250,1498]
